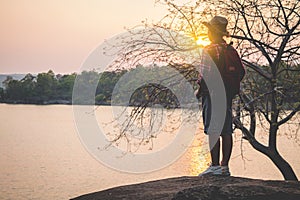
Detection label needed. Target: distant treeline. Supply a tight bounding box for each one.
[1,63,299,108]
[0,66,198,106]
[0,70,77,104]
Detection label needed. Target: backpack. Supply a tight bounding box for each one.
[218,43,245,96]
[197,43,245,98]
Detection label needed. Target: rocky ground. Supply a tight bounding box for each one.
[71,176,300,200]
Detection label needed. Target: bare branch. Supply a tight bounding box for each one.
[278,104,300,126]
[242,59,272,80]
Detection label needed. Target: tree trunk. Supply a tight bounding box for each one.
[234,116,298,181]
[267,150,299,181]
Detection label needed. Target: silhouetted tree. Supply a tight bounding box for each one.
[106,0,300,180]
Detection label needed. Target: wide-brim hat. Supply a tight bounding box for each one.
[203,16,229,36]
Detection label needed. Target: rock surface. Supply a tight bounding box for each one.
[71,176,300,200]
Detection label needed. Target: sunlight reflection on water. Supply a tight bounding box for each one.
[189,143,211,175]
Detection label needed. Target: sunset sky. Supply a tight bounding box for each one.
[0,0,167,74]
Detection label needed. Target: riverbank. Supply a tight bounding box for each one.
[71,176,300,200]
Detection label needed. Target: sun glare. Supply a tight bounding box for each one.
[196,37,210,47]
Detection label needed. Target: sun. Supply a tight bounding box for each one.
[196,37,210,47]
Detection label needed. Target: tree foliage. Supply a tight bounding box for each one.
[1,70,76,104]
[0,68,184,106]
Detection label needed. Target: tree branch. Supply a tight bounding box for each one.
[278,104,300,126]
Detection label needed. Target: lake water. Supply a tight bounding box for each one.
[0,104,299,200]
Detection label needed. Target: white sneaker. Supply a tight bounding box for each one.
[221,165,231,176]
[198,165,222,176]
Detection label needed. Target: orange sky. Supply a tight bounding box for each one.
[0,0,167,74]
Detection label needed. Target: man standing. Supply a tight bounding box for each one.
[197,16,245,176]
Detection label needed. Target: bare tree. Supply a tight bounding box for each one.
[215,0,300,181]
[105,0,300,180]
